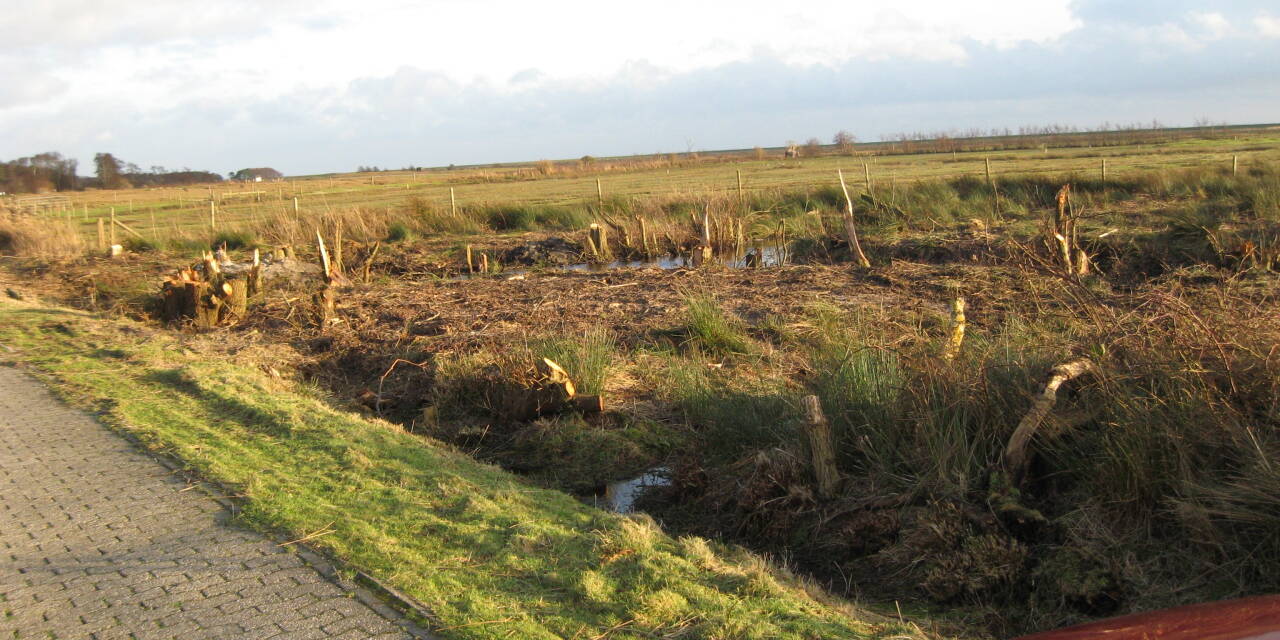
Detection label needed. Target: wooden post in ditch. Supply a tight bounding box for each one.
[332,221,344,277]
[293,197,299,216]
[97,218,105,250]
[736,169,744,203]
[801,395,840,499]
[1101,158,1107,183]
[986,157,1001,217]
[315,231,335,328]
[361,242,380,284]
[588,223,611,261]
[450,188,457,217]
[109,208,117,246]
[465,244,474,274]
[596,178,604,208]
[210,200,217,230]
[638,217,651,258]
[1233,155,1239,177]
[863,162,873,195]
[942,297,966,362]
[696,206,713,264]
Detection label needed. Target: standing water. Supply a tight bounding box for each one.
[596,467,671,513]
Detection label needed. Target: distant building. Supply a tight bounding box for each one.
[230,167,284,182]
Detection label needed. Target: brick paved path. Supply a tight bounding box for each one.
[0,365,426,639]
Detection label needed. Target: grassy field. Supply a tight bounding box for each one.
[24,126,1280,243]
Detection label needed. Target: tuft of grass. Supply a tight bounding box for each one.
[122,236,160,253]
[684,295,753,357]
[385,221,415,243]
[535,327,615,396]
[0,214,83,257]
[211,229,257,250]
[478,204,591,232]
[409,197,485,234]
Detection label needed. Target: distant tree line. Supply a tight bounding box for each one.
[0,151,223,195]
[869,119,1234,155]
[775,119,1238,160]
[0,152,80,194]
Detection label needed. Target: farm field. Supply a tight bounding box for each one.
[3,128,1280,638]
[15,125,1280,243]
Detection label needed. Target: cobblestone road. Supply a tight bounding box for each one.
[0,365,426,639]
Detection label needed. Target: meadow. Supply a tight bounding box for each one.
[19,124,1280,245]
[3,125,1280,638]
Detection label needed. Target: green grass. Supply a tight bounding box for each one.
[684,296,754,357]
[0,301,917,640]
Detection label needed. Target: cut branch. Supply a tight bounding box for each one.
[837,169,872,268]
[1005,358,1095,485]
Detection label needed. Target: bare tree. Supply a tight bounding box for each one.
[833,130,856,155]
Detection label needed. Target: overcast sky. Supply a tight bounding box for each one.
[2,1,1278,176]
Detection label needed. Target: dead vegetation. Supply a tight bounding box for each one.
[0,209,84,257]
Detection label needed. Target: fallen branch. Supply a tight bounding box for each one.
[1005,358,1095,485]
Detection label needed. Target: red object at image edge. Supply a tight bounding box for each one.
[1015,595,1280,640]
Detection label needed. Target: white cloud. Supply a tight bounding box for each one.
[3,0,1081,114]
[1191,12,1231,38]
[1257,14,1280,38]
[2,0,1278,174]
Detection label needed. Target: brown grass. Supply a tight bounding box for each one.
[0,211,84,257]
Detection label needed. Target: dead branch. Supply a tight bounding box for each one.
[837,169,872,268]
[1005,358,1095,485]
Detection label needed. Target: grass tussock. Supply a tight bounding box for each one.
[0,212,84,257]
[683,295,754,357]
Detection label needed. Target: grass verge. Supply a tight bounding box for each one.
[0,299,923,640]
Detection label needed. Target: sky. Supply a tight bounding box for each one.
[2,1,1278,176]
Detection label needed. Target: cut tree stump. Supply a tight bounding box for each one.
[802,395,840,498]
[499,358,605,421]
[159,251,260,329]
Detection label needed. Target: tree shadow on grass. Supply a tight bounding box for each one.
[140,367,296,439]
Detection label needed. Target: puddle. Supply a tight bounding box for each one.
[595,467,672,513]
